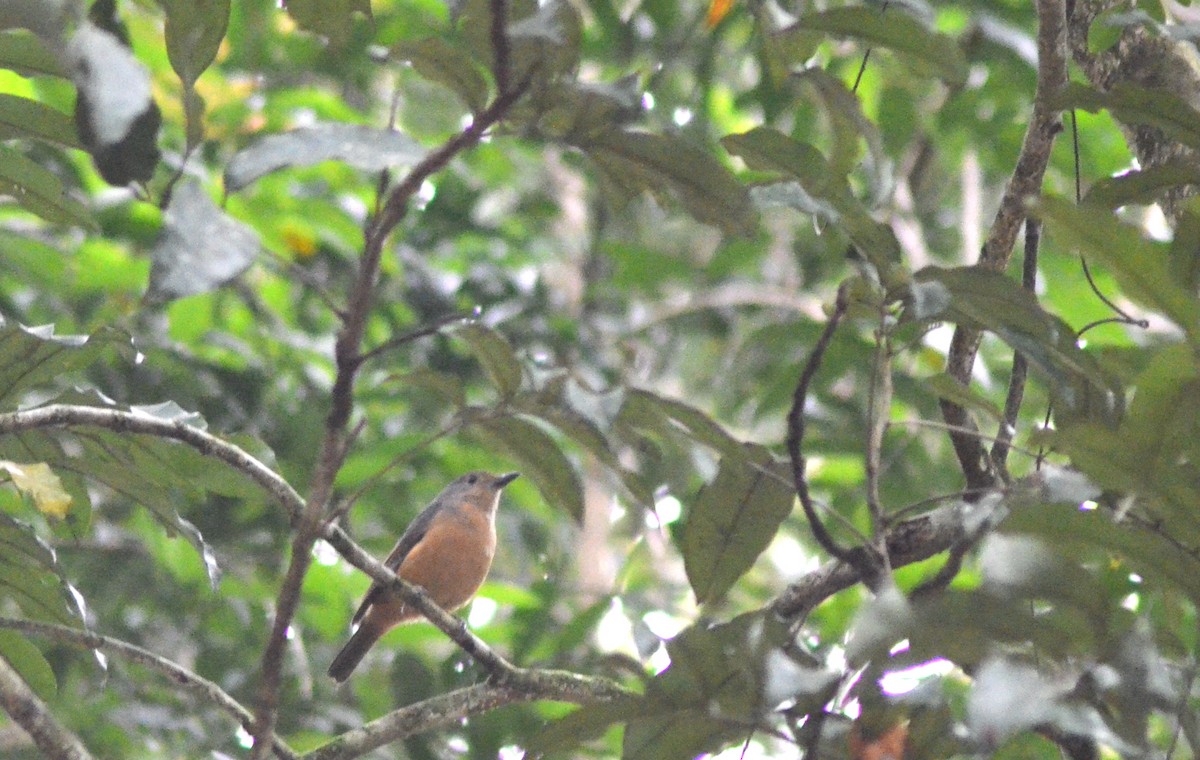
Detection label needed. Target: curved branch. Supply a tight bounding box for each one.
[0,405,305,520]
[771,502,965,620]
[785,283,877,577]
[306,669,627,760]
[0,618,296,760]
[941,0,1068,495]
[0,656,92,760]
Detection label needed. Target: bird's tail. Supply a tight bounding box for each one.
[328,624,381,683]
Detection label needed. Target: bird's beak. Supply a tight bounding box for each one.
[495,472,520,489]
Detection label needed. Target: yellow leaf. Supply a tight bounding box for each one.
[0,461,73,519]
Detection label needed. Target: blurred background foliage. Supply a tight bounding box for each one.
[0,0,1198,757]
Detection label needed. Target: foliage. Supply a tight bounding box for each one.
[0,0,1197,758]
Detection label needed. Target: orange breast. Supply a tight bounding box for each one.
[395,507,497,618]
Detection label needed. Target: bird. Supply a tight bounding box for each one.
[327,470,520,683]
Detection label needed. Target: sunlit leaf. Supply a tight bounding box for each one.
[0,461,72,519]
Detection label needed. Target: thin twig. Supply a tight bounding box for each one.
[991,219,1039,477]
[0,618,297,759]
[785,283,873,576]
[355,310,476,367]
[490,0,511,96]
[864,320,893,537]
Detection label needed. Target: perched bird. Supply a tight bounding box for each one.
[327,470,519,683]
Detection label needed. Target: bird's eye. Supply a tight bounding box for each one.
[467,474,478,484]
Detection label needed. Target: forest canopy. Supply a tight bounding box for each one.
[0,0,1198,758]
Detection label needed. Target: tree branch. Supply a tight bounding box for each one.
[941,0,1067,496]
[0,656,92,760]
[786,283,879,579]
[248,77,533,758]
[771,502,965,620]
[0,405,306,520]
[0,618,297,759]
[306,669,627,760]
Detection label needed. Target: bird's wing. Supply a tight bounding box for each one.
[349,501,440,628]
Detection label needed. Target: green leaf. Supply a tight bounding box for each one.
[584,130,757,238]
[473,414,584,522]
[1169,199,1200,297]
[392,37,489,114]
[626,611,836,758]
[0,31,66,77]
[160,0,230,88]
[455,323,524,397]
[722,127,900,272]
[1086,10,1125,53]
[0,630,56,700]
[0,146,95,229]
[0,320,131,409]
[1052,345,1200,539]
[911,266,1123,425]
[683,444,793,605]
[1054,81,1200,151]
[620,388,745,462]
[527,696,645,754]
[1007,503,1200,605]
[1037,196,1200,340]
[923,371,1005,424]
[514,382,653,505]
[0,94,80,147]
[0,515,79,626]
[515,77,642,143]
[283,0,371,48]
[792,6,968,86]
[792,69,889,202]
[1083,161,1200,209]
